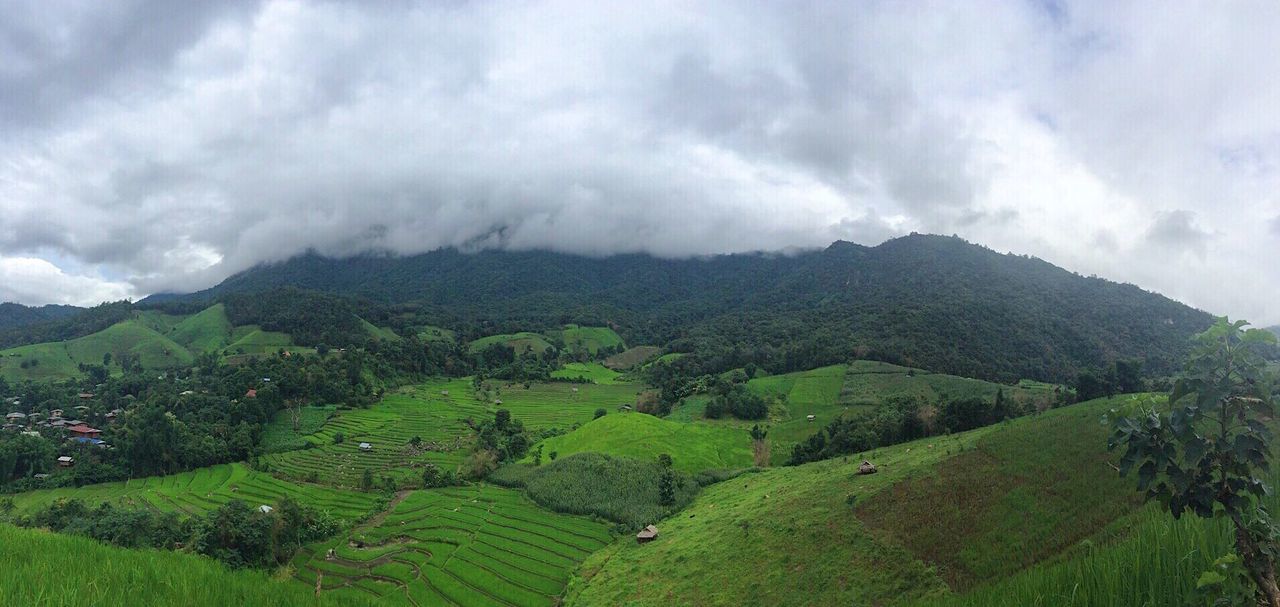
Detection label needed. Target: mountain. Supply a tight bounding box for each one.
[0,302,81,331]
[144,234,1214,383]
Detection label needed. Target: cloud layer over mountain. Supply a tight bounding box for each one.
[1,1,1277,322]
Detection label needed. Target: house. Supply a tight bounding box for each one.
[50,409,63,418]
[49,419,68,428]
[57,456,74,467]
[67,424,102,439]
[258,505,273,514]
[21,430,40,438]
[636,525,659,544]
[359,442,373,452]
[1,424,17,432]
[78,393,94,400]
[806,414,816,422]
[180,390,195,396]
[5,412,26,421]
[244,389,257,398]
[441,390,449,396]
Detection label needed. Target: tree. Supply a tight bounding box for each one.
[1109,318,1279,605]
[594,408,607,419]
[360,468,373,492]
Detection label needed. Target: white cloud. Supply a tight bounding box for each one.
[0,257,134,306]
[0,0,1277,323]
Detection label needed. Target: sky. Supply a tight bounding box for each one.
[1,1,1278,323]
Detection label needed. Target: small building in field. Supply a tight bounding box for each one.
[806,415,816,422]
[258,505,274,514]
[78,393,94,400]
[57,456,74,467]
[441,390,449,397]
[244,389,258,399]
[858,460,878,475]
[67,424,102,439]
[359,442,373,452]
[636,525,659,544]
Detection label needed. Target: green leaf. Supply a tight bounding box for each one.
[1197,570,1227,588]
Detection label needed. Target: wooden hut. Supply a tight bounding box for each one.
[636,525,659,544]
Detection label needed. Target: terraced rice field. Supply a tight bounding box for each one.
[294,484,612,606]
[261,380,488,487]
[5,463,379,520]
[262,379,647,487]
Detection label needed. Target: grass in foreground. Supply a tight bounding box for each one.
[0,523,368,607]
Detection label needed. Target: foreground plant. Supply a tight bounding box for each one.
[1109,318,1279,605]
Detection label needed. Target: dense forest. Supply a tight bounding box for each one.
[139,234,1213,383]
[0,303,81,332]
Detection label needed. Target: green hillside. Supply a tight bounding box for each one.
[551,362,624,384]
[567,395,1147,606]
[360,318,401,341]
[225,326,296,355]
[549,325,625,355]
[166,303,234,352]
[524,412,754,473]
[604,345,661,369]
[0,318,195,381]
[468,332,554,355]
[0,524,368,607]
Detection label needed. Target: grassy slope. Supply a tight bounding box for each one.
[0,524,369,607]
[551,325,625,355]
[551,362,624,384]
[359,318,401,341]
[417,325,455,342]
[0,319,196,381]
[166,303,234,352]
[525,413,753,473]
[468,332,554,355]
[604,345,661,370]
[225,326,295,355]
[567,395,1146,607]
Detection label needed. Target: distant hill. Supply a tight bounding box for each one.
[146,235,1213,383]
[0,302,81,331]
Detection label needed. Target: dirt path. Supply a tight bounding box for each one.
[360,489,412,530]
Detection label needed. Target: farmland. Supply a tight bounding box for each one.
[547,325,625,356]
[468,332,554,355]
[549,362,623,384]
[260,405,339,453]
[4,463,380,521]
[260,378,644,487]
[292,484,612,606]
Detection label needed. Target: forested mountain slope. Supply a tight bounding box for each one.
[0,302,81,331]
[146,235,1212,383]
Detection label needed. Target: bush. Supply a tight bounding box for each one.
[594,408,607,419]
[332,432,344,445]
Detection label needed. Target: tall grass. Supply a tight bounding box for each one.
[0,523,368,607]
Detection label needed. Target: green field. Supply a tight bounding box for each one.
[550,362,624,384]
[260,405,339,453]
[566,395,1149,606]
[5,463,380,521]
[417,326,456,343]
[603,345,661,369]
[486,381,644,429]
[361,319,402,342]
[524,413,753,473]
[293,484,612,606]
[468,332,555,355]
[0,523,370,607]
[225,326,296,355]
[548,325,624,356]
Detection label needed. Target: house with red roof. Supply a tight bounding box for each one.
[67,424,101,439]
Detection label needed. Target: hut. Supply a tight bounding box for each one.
[57,456,75,467]
[359,442,373,452]
[244,389,258,399]
[806,414,816,422]
[636,525,659,544]
[858,460,878,475]
[50,409,63,419]
[258,505,274,514]
[78,393,94,400]
[5,412,26,422]
[67,424,102,439]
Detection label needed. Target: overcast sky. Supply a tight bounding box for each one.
[1,1,1278,323]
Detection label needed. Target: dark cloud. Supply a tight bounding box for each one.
[1145,210,1212,258]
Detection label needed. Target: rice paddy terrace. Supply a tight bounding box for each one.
[261,378,645,487]
[293,484,612,607]
[5,463,379,521]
